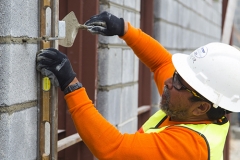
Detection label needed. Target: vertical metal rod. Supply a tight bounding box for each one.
[50,0,59,160]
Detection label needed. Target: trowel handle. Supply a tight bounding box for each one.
[78,24,88,29]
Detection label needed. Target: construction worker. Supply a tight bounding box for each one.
[36,11,240,160]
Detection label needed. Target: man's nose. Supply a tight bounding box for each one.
[164,77,174,90]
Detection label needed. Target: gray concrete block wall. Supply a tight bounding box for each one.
[0,107,37,160]
[0,0,39,36]
[0,45,38,105]
[154,0,222,52]
[151,0,223,111]
[0,0,39,159]
[97,0,140,133]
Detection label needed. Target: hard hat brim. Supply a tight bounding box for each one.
[172,53,239,112]
[172,53,217,103]
[172,53,216,105]
[172,53,198,91]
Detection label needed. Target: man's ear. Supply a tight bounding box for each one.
[192,102,211,116]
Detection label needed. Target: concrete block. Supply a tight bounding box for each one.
[122,49,134,83]
[124,0,136,9]
[98,48,122,86]
[215,27,221,40]
[0,44,38,106]
[165,23,174,49]
[177,3,183,27]
[99,3,109,13]
[178,0,190,8]
[197,16,204,34]
[133,84,138,111]
[98,35,124,45]
[209,23,221,40]
[193,33,200,49]
[153,21,166,46]
[135,0,141,12]
[214,11,222,27]
[231,126,240,139]
[201,18,208,35]
[181,29,188,49]
[109,5,124,20]
[0,107,37,160]
[216,0,223,14]
[120,84,138,123]
[117,116,138,134]
[176,27,183,49]
[97,88,121,125]
[203,5,211,22]
[198,17,205,34]
[0,1,11,36]
[154,21,162,43]
[124,9,140,29]
[168,0,179,24]
[201,34,205,47]
[182,9,191,28]
[172,25,179,49]
[153,0,160,19]
[133,55,139,82]
[123,10,136,28]
[197,0,205,17]
[154,0,167,20]
[188,31,194,48]
[0,0,38,37]
[209,25,215,38]
[205,6,212,22]
[189,12,196,31]
[190,0,199,12]
[135,13,141,28]
[109,0,123,5]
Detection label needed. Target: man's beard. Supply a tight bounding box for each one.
[160,86,171,113]
[160,86,188,121]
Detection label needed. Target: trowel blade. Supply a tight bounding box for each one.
[59,11,87,47]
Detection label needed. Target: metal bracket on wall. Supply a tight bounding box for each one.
[39,0,59,159]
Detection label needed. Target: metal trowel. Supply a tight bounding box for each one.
[58,11,88,47]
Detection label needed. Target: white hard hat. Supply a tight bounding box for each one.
[172,42,240,112]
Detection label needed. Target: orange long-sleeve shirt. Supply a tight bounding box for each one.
[65,23,209,160]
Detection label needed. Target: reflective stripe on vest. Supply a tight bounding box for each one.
[141,110,229,160]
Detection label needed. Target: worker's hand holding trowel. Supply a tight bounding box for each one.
[84,11,125,36]
[59,11,126,47]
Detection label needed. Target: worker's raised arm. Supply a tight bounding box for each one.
[120,23,175,94]
[84,11,172,72]
[84,11,175,94]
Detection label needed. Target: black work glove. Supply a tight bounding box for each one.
[36,48,76,91]
[84,11,125,36]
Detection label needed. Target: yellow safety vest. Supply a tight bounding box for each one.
[141,110,229,160]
